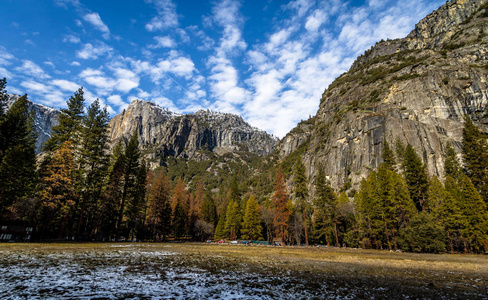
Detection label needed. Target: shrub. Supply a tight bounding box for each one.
[396,212,447,253]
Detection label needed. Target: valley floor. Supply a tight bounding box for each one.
[0,243,487,299]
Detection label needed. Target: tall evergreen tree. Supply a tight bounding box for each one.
[429,176,464,253]
[224,200,241,240]
[293,159,310,245]
[462,115,488,203]
[273,166,291,244]
[201,190,217,226]
[37,142,76,239]
[115,131,141,240]
[313,166,339,247]
[382,139,396,171]
[214,200,228,240]
[458,175,488,253]
[74,99,110,238]
[444,142,461,180]
[402,144,428,211]
[0,95,37,220]
[42,88,85,152]
[146,170,172,241]
[99,140,125,240]
[241,195,263,240]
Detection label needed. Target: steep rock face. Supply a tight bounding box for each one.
[108,100,278,167]
[6,94,59,153]
[279,0,488,192]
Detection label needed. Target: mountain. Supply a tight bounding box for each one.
[279,0,488,192]
[108,99,278,167]
[6,94,59,153]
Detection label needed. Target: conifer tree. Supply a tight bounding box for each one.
[126,161,147,240]
[402,144,428,211]
[115,131,141,240]
[458,175,488,252]
[444,142,461,180]
[74,99,110,237]
[99,140,125,240]
[293,159,310,245]
[214,201,228,240]
[146,170,172,241]
[273,166,291,244]
[462,115,488,203]
[241,195,263,240]
[42,88,85,152]
[430,176,464,253]
[0,95,37,219]
[225,200,241,240]
[201,190,217,226]
[313,166,339,247]
[37,142,76,239]
[173,198,186,240]
[382,139,396,171]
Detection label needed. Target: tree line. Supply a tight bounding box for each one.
[0,79,487,253]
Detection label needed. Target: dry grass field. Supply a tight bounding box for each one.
[1,243,487,299]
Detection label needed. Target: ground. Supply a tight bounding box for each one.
[0,243,487,299]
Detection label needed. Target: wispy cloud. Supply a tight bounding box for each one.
[15,60,51,79]
[145,0,179,31]
[76,42,112,59]
[83,12,110,39]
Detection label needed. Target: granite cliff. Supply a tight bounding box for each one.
[108,100,278,167]
[279,0,488,192]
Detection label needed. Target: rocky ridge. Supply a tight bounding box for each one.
[279,0,488,192]
[108,99,278,167]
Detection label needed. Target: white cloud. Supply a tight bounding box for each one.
[145,0,179,31]
[63,34,81,43]
[44,61,55,68]
[150,36,176,48]
[76,42,112,60]
[79,67,139,93]
[0,67,13,79]
[0,48,14,66]
[107,94,126,106]
[15,60,51,79]
[51,79,80,92]
[83,12,110,39]
[305,9,327,32]
[70,61,81,66]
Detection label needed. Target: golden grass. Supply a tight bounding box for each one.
[1,242,487,297]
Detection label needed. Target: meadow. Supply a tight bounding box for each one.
[1,243,487,299]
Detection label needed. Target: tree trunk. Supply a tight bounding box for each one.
[303,210,309,246]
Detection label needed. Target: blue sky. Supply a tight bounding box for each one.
[0,0,444,137]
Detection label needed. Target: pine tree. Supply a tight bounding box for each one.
[444,142,461,180]
[273,166,291,244]
[402,144,428,211]
[313,166,339,247]
[214,201,228,240]
[146,170,172,241]
[0,95,37,220]
[382,139,396,171]
[430,176,464,253]
[126,161,147,240]
[99,140,125,240]
[74,99,110,238]
[224,200,241,240]
[42,88,85,152]
[241,195,263,240]
[458,175,488,252]
[462,115,488,203]
[293,159,310,245]
[201,190,217,226]
[115,131,141,240]
[173,198,186,240]
[37,142,76,239]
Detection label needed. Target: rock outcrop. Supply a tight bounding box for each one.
[279,0,488,192]
[108,100,278,167]
[6,94,60,153]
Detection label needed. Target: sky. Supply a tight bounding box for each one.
[0,0,445,138]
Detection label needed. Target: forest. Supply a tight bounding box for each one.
[1,79,487,253]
